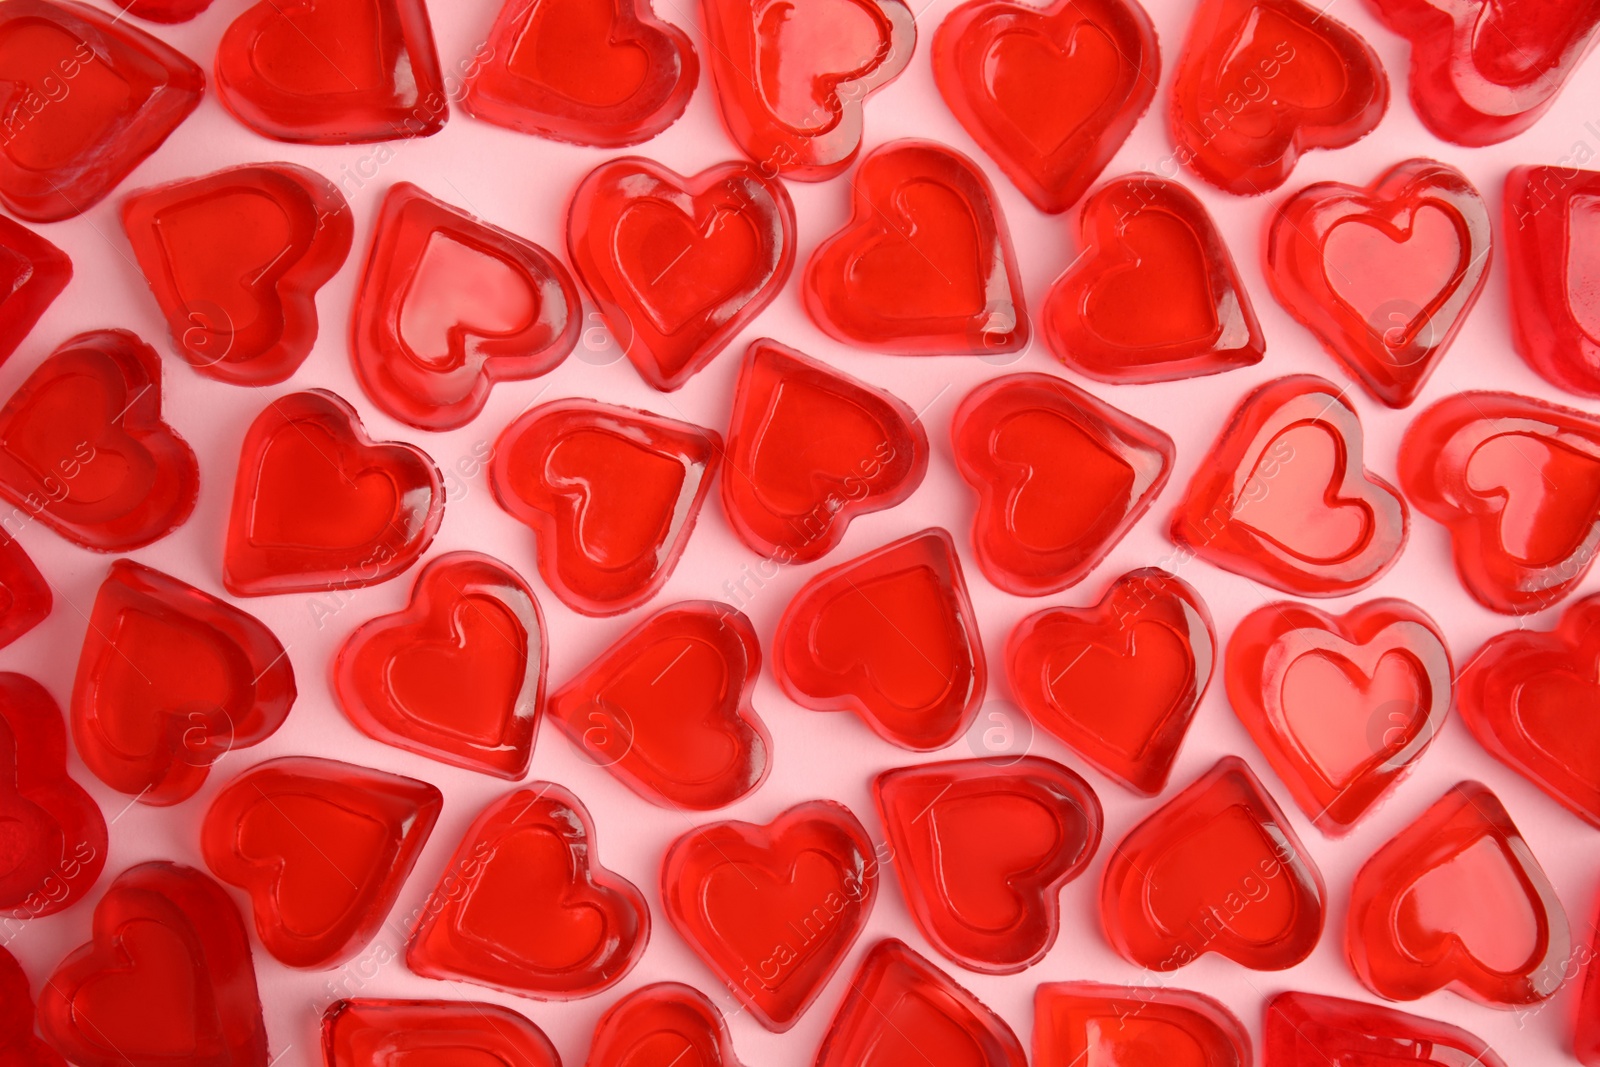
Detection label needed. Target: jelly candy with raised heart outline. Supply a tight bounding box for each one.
[585,982,745,1067]
[1264,990,1509,1067]
[0,217,70,365]
[1504,165,1600,398]
[322,998,559,1067]
[1034,982,1250,1067]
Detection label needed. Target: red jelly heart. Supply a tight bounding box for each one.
[722,338,929,564]
[0,1,202,222]
[1264,990,1508,1067]
[71,560,296,806]
[815,939,1027,1067]
[334,551,546,780]
[1099,755,1326,971]
[1346,780,1569,1006]
[1169,0,1387,195]
[1226,598,1452,835]
[1007,568,1216,795]
[567,158,795,391]
[1,946,64,1067]
[874,756,1103,973]
[408,783,647,1000]
[224,390,445,597]
[1043,175,1265,382]
[1578,904,1600,1067]
[1170,374,1407,596]
[0,531,51,651]
[114,0,215,22]
[352,181,581,431]
[462,0,697,146]
[1267,158,1491,408]
[0,217,70,365]
[215,0,448,144]
[661,800,878,1031]
[1505,165,1600,398]
[1367,0,1600,146]
[932,0,1158,214]
[1398,390,1600,614]
[586,982,744,1067]
[36,862,269,1067]
[548,601,768,810]
[805,140,1028,355]
[1033,982,1249,1067]
[699,0,913,181]
[121,163,354,387]
[201,756,442,969]
[324,998,558,1067]
[774,528,984,751]
[951,373,1174,594]
[490,399,721,616]
[0,673,106,919]
[0,329,198,552]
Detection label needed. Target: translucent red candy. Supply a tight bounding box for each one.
[874,756,1102,973]
[490,399,721,616]
[1034,982,1249,1067]
[722,339,929,564]
[114,0,215,22]
[323,999,558,1067]
[567,158,795,391]
[1099,756,1326,971]
[0,329,198,552]
[352,182,581,431]
[1398,390,1600,614]
[1347,781,1569,1006]
[1007,568,1216,796]
[1578,901,1600,1067]
[586,982,744,1067]
[36,862,269,1067]
[1264,991,1508,1067]
[1267,158,1491,408]
[1170,374,1407,596]
[952,373,1174,594]
[0,0,202,222]
[0,217,70,364]
[662,800,878,1031]
[0,945,64,1067]
[1170,0,1387,195]
[805,140,1028,355]
[932,0,1159,214]
[224,390,445,597]
[71,560,296,806]
[0,531,51,651]
[201,756,442,969]
[408,783,647,1000]
[1227,598,1452,835]
[215,0,448,144]
[1505,165,1600,397]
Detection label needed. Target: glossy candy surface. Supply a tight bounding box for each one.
[0,217,70,364]
[585,982,743,1067]
[1264,990,1508,1067]
[323,998,559,1067]
[0,531,51,651]
[115,0,215,21]
[1505,165,1600,397]
[0,945,64,1067]
[1033,982,1249,1067]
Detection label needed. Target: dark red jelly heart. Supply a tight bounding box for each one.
[352,181,581,431]
[0,531,51,651]
[323,998,558,1067]
[722,338,929,564]
[0,946,65,1067]
[951,373,1174,594]
[774,528,984,751]
[874,756,1102,974]
[1267,158,1491,408]
[661,800,878,1031]
[0,329,198,552]
[121,163,354,387]
[1346,780,1569,1006]
[1034,982,1249,1067]
[0,217,70,364]
[71,560,296,806]
[1227,598,1452,835]
[201,756,442,969]
[1007,568,1215,795]
[1170,374,1407,596]
[932,0,1158,214]
[586,982,744,1067]
[0,0,202,222]
[1505,165,1600,398]
[805,140,1028,355]
[1265,990,1508,1067]
[1579,905,1600,1067]
[1169,0,1387,195]
[1099,755,1326,971]
[815,939,1026,1067]
[462,0,697,146]
[567,157,794,391]
[224,390,445,597]
[548,601,768,810]
[215,0,448,144]
[490,399,721,616]
[1043,175,1265,382]
[114,0,215,22]
[408,783,647,999]
[1398,390,1600,614]
[0,673,106,919]
[334,551,546,780]
[699,0,913,181]
[36,862,269,1067]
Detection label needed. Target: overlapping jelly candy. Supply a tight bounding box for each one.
[1,945,66,1067]
[1264,990,1508,1067]
[1505,165,1600,397]
[585,983,744,1067]
[1034,982,1249,1067]
[323,998,559,1067]
[0,217,70,364]
[0,532,50,652]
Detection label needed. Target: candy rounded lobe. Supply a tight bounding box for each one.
[1504,165,1600,398]
[0,217,71,366]
[1034,982,1249,1067]
[114,0,215,21]
[585,982,744,1067]
[0,531,51,652]
[1265,990,1508,1067]
[323,998,560,1067]
[0,946,65,1067]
